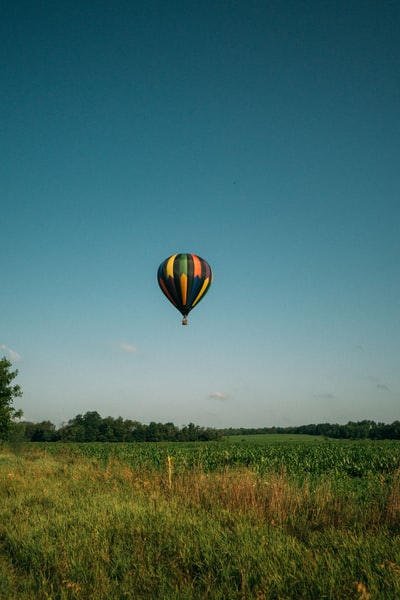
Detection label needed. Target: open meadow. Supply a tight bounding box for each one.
[1,437,399,599]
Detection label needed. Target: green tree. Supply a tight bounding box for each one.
[82,411,102,442]
[0,357,23,440]
[24,420,58,442]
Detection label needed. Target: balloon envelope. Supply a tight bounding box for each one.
[157,253,213,324]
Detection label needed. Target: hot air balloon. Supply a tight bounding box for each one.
[157,253,213,325]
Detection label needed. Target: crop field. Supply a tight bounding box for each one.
[0,438,399,599]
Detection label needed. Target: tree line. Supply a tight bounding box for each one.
[21,412,223,442]
[17,415,400,442]
[222,420,400,440]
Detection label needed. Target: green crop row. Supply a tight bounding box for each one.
[27,438,400,478]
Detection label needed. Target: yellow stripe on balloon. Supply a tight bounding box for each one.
[192,278,209,307]
[180,273,188,305]
[166,254,177,278]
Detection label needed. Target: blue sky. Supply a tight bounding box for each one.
[2,0,399,427]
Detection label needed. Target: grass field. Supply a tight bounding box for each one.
[1,439,399,599]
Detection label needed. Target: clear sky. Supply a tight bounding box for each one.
[2,0,399,428]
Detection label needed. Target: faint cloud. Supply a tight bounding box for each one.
[364,376,390,391]
[209,391,228,400]
[0,344,22,361]
[353,344,364,352]
[376,384,390,392]
[313,393,336,400]
[118,342,137,354]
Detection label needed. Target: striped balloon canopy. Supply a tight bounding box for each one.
[157,253,213,325]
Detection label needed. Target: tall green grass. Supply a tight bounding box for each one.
[0,443,399,599]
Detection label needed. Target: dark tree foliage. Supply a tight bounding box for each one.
[23,421,58,442]
[23,412,223,443]
[222,420,400,440]
[0,357,23,440]
[21,413,400,443]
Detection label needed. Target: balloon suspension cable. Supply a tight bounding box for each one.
[182,316,188,326]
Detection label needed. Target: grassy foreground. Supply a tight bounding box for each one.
[0,443,399,599]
